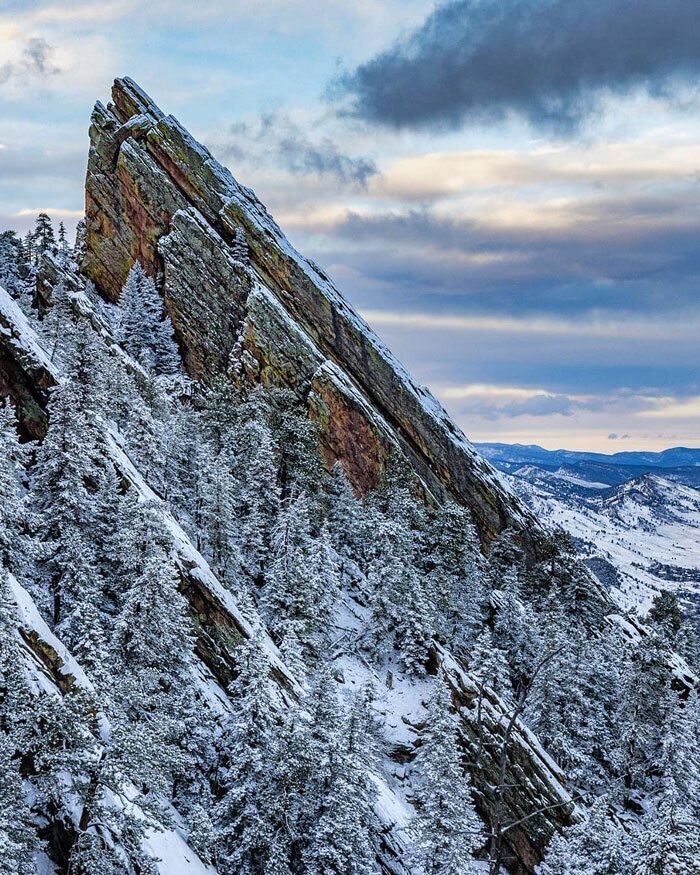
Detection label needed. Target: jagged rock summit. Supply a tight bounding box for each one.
[84,76,535,552]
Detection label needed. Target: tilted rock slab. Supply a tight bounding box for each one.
[83,77,538,554]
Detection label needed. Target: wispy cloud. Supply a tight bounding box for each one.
[360,308,698,342]
[0,35,59,85]
[220,112,377,188]
[639,396,700,419]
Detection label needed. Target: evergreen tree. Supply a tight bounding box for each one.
[492,567,541,694]
[215,630,279,875]
[303,668,379,875]
[538,797,627,875]
[33,213,56,256]
[73,219,87,264]
[326,460,364,566]
[262,494,338,666]
[109,504,200,806]
[199,441,242,583]
[0,231,22,298]
[118,262,180,374]
[410,674,482,875]
[57,221,70,262]
[0,402,36,581]
[366,511,433,674]
[648,591,684,641]
[0,730,41,875]
[526,591,590,777]
[629,787,700,875]
[232,416,280,580]
[423,501,484,648]
[0,570,33,742]
[32,318,116,638]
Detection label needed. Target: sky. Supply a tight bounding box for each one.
[1,0,699,453]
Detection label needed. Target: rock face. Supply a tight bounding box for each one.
[84,77,538,553]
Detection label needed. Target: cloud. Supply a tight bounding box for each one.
[222,112,377,188]
[360,308,698,342]
[608,432,630,440]
[335,0,700,132]
[0,36,59,86]
[431,382,612,420]
[305,193,700,317]
[639,396,700,419]
[372,140,700,201]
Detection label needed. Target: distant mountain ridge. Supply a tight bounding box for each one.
[476,442,700,489]
[477,442,700,468]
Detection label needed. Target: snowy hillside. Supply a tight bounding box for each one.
[510,468,700,615]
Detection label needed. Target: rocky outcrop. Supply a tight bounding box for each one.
[84,77,538,553]
[0,287,54,439]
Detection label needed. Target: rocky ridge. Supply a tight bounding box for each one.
[83,77,535,554]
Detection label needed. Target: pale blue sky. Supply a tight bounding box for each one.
[2,0,699,451]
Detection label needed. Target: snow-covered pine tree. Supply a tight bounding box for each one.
[366,511,433,674]
[538,797,627,875]
[73,219,86,264]
[492,566,541,695]
[164,400,204,521]
[33,213,56,256]
[422,500,484,649]
[629,786,700,875]
[326,460,365,567]
[233,416,280,580]
[0,729,41,875]
[0,402,36,582]
[118,262,180,375]
[468,627,512,769]
[526,590,590,778]
[31,317,117,646]
[410,673,482,875]
[303,667,379,875]
[215,629,279,874]
[0,231,22,299]
[0,571,34,744]
[57,221,70,263]
[199,441,242,583]
[262,494,339,668]
[109,502,200,809]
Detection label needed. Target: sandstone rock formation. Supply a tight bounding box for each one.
[83,77,538,553]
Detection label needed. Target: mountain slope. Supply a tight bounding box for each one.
[0,231,581,871]
[509,467,700,615]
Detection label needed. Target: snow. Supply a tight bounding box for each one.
[511,471,700,613]
[607,613,698,689]
[144,824,216,875]
[8,573,95,693]
[107,432,300,695]
[0,285,58,377]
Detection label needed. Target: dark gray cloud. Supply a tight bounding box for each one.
[0,37,60,86]
[223,112,377,188]
[335,0,700,131]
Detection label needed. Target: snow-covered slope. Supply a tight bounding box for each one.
[510,469,700,614]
